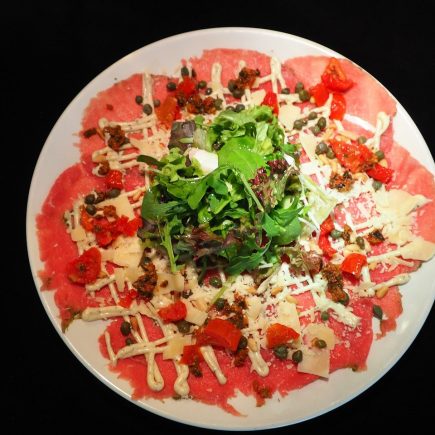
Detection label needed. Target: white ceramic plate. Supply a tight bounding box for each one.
[26,28,435,430]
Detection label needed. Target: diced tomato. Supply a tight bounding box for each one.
[114,216,142,237]
[341,253,367,278]
[319,216,336,257]
[319,234,336,257]
[118,289,138,308]
[197,318,242,352]
[177,77,197,98]
[321,58,354,92]
[180,344,204,365]
[262,91,279,114]
[320,216,335,235]
[95,230,114,247]
[105,170,123,190]
[366,163,394,184]
[330,139,374,173]
[155,96,180,128]
[309,82,329,107]
[330,93,346,120]
[66,247,101,285]
[266,323,299,349]
[281,254,290,264]
[80,207,94,231]
[158,300,187,323]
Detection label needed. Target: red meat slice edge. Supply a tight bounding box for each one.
[36,49,434,414]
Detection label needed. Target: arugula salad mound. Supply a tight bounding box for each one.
[138,105,306,278]
[36,49,435,414]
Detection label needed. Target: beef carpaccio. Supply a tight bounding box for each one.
[37,49,435,415]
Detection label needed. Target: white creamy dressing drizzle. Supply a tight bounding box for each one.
[200,346,227,384]
[66,56,431,394]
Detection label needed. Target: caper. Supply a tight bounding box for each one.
[372,180,383,191]
[373,305,383,320]
[232,88,244,99]
[308,112,318,120]
[125,337,134,346]
[321,311,330,321]
[205,87,213,95]
[315,141,328,155]
[153,98,161,108]
[181,66,189,77]
[225,106,235,112]
[326,147,336,159]
[357,136,367,144]
[310,125,321,135]
[375,150,385,161]
[298,89,310,102]
[301,118,308,126]
[143,104,153,115]
[197,80,207,89]
[176,320,191,334]
[135,95,143,105]
[214,298,225,310]
[84,193,95,204]
[314,338,327,349]
[237,336,248,350]
[292,350,303,363]
[191,69,197,78]
[106,188,121,198]
[293,119,304,130]
[338,291,350,306]
[214,98,223,109]
[166,81,177,91]
[295,82,304,93]
[228,80,236,92]
[209,276,222,288]
[356,236,365,249]
[330,229,343,239]
[273,345,288,360]
[281,87,290,94]
[235,103,245,113]
[120,321,131,336]
[317,117,327,130]
[85,204,96,215]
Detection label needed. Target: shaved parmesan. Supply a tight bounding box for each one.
[297,348,330,378]
[99,195,135,219]
[124,266,143,283]
[188,148,218,175]
[250,89,266,106]
[70,226,86,242]
[184,301,208,326]
[246,296,262,320]
[278,104,301,131]
[276,301,301,334]
[157,272,184,292]
[374,189,429,217]
[303,324,336,349]
[112,237,142,267]
[399,237,435,261]
[162,335,191,360]
[298,131,319,162]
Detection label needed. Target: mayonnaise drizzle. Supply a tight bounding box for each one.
[200,346,227,385]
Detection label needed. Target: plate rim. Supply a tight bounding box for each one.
[26,26,435,430]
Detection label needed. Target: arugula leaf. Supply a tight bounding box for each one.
[218,141,266,179]
[141,189,184,221]
[225,241,271,275]
[137,155,164,168]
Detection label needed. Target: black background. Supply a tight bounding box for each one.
[7,1,434,433]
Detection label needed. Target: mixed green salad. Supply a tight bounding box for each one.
[137,106,329,278]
